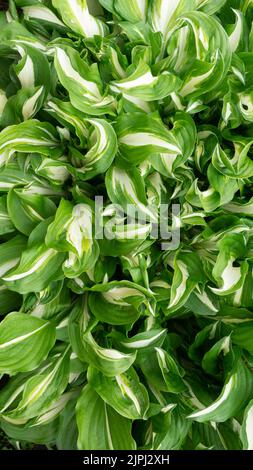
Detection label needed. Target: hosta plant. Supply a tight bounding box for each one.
[0,0,253,451]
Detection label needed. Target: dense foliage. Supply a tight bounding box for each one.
[0,0,253,450]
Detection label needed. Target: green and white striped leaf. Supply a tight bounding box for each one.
[45,199,77,253]
[150,112,196,176]
[99,221,152,257]
[88,365,149,419]
[114,0,148,23]
[155,347,186,393]
[76,384,136,450]
[1,417,59,446]
[0,195,15,235]
[106,165,158,222]
[240,399,253,450]
[201,336,232,375]
[81,332,136,376]
[31,391,77,427]
[188,360,253,423]
[186,166,239,212]
[0,235,27,279]
[169,12,231,100]
[63,202,100,278]
[0,0,252,452]
[0,313,56,374]
[0,159,63,196]
[150,0,195,42]
[228,10,247,53]
[186,286,219,316]
[68,295,95,362]
[212,142,253,179]
[166,250,205,314]
[115,113,181,165]
[0,372,31,414]
[101,44,128,80]
[31,155,70,186]
[54,46,115,115]
[112,328,167,354]
[14,44,50,93]
[7,188,56,236]
[1,29,46,55]
[2,244,65,294]
[0,120,63,168]
[196,0,226,15]
[72,118,118,180]
[211,233,248,296]
[153,405,191,450]
[2,346,70,422]
[56,394,78,450]
[88,280,154,325]
[223,197,253,217]
[52,0,108,38]
[1,390,76,444]
[0,90,7,119]
[46,200,99,278]
[1,86,46,126]
[44,98,89,147]
[22,5,66,29]
[111,60,181,102]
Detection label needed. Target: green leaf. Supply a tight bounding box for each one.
[0,286,22,315]
[232,322,253,354]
